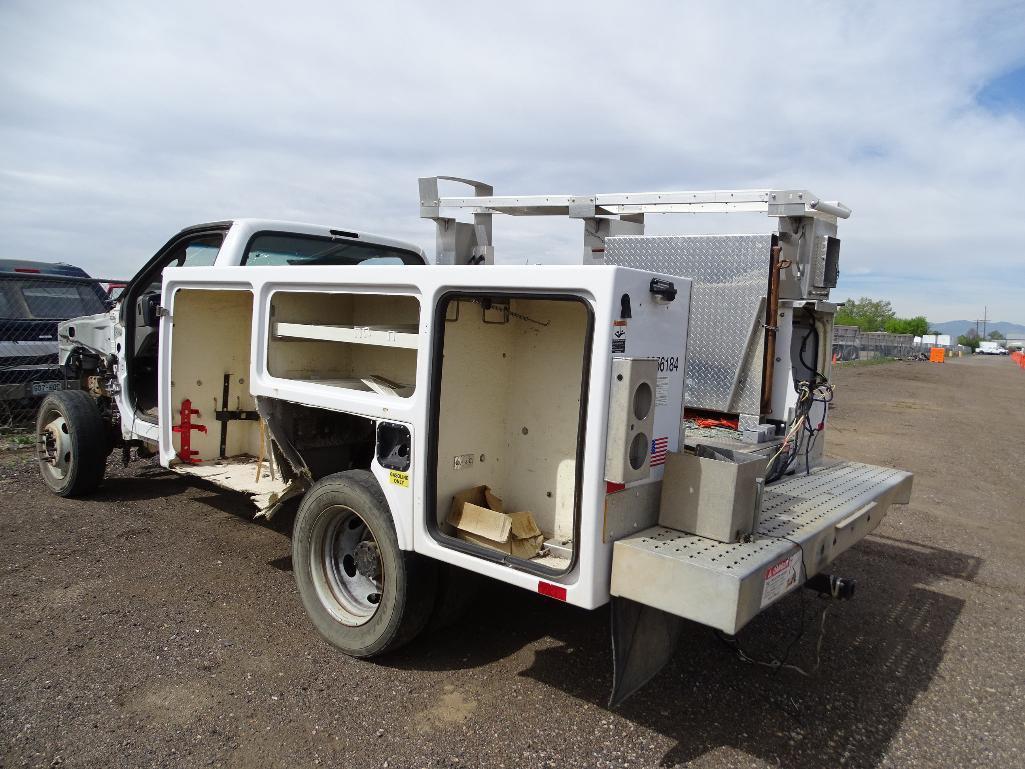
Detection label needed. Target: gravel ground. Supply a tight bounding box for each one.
[2,354,1023,768]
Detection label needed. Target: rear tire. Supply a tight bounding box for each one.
[292,470,437,657]
[36,390,107,497]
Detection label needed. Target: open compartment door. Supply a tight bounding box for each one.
[428,293,592,573]
[160,286,300,514]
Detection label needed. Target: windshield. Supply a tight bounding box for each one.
[0,279,108,320]
[242,233,423,267]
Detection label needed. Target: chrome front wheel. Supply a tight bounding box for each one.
[35,390,107,497]
[38,411,71,487]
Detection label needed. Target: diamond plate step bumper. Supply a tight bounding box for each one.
[610,461,913,634]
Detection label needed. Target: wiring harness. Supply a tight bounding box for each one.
[765,379,835,484]
[764,306,837,484]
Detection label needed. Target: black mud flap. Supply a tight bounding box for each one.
[609,597,683,708]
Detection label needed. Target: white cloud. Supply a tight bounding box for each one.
[1,0,1023,321]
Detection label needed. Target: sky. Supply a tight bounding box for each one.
[1,1,1024,324]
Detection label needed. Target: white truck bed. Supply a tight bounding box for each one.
[610,461,913,634]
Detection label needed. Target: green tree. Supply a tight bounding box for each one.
[910,316,929,335]
[884,315,929,336]
[959,329,980,350]
[958,334,980,350]
[836,298,928,336]
[835,297,896,331]
[988,330,1005,340]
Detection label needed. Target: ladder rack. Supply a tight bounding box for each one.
[420,177,850,220]
[417,175,850,266]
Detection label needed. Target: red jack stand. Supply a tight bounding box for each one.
[172,398,207,464]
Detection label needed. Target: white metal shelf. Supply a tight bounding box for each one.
[273,321,419,349]
[299,376,413,398]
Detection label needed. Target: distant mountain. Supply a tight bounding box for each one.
[932,320,1025,339]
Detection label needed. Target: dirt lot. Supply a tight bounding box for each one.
[2,355,1023,768]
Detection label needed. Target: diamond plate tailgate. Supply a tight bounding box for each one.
[610,461,913,634]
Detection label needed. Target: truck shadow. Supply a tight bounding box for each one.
[396,535,974,769]
[97,465,301,538]
[96,469,972,768]
[188,488,300,537]
[91,467,189,501]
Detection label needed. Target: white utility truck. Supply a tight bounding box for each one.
[36,178,912,704]
[976,340,1008,355]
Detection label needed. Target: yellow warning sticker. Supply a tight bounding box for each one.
[388,470,410,487]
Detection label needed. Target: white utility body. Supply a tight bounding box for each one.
[39,178,911,705]
[155,264,689,610]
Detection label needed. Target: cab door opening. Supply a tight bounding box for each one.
[124,229,225,420]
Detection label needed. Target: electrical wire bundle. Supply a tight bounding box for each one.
[764,308,837,484]
[765,383,810,483]
[800,382,834,474]
[765,379,836,484]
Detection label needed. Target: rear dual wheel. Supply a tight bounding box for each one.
[292,470,437,657]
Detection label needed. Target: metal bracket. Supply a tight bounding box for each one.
[215,373,258,459]
[215,409,259,421]
[419,176,495,265]
[480,298,510,325]
[568,196,597,219]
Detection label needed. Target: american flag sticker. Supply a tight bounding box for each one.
[650,436,669,466]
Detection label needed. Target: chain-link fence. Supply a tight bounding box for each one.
[1,271,123,431]
[832,325,862,361]
[856,331,919,359]
[831,326,974,363]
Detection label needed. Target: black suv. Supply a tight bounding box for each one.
[0,260,110,423]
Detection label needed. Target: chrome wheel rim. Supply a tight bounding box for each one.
[38,407,71,486]
[311,505,383,626]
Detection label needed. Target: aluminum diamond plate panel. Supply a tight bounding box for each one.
[610,461,914,633]
[621,461,910,571]
[605,235,771,414]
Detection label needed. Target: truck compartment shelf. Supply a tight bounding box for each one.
[610,461,913,634]
[290,375,414,398]
[272,321,419,349]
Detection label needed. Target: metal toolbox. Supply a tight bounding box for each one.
[658,446,768,543]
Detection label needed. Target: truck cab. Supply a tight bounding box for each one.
[54,220,426,449]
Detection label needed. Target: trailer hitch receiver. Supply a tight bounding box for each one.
[804,573,856,600]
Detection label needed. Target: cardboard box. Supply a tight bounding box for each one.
[658,447,768,543]
[448,485,544,559]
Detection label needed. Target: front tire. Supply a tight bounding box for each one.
[36,390,108,497]
[292,470,437,657]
